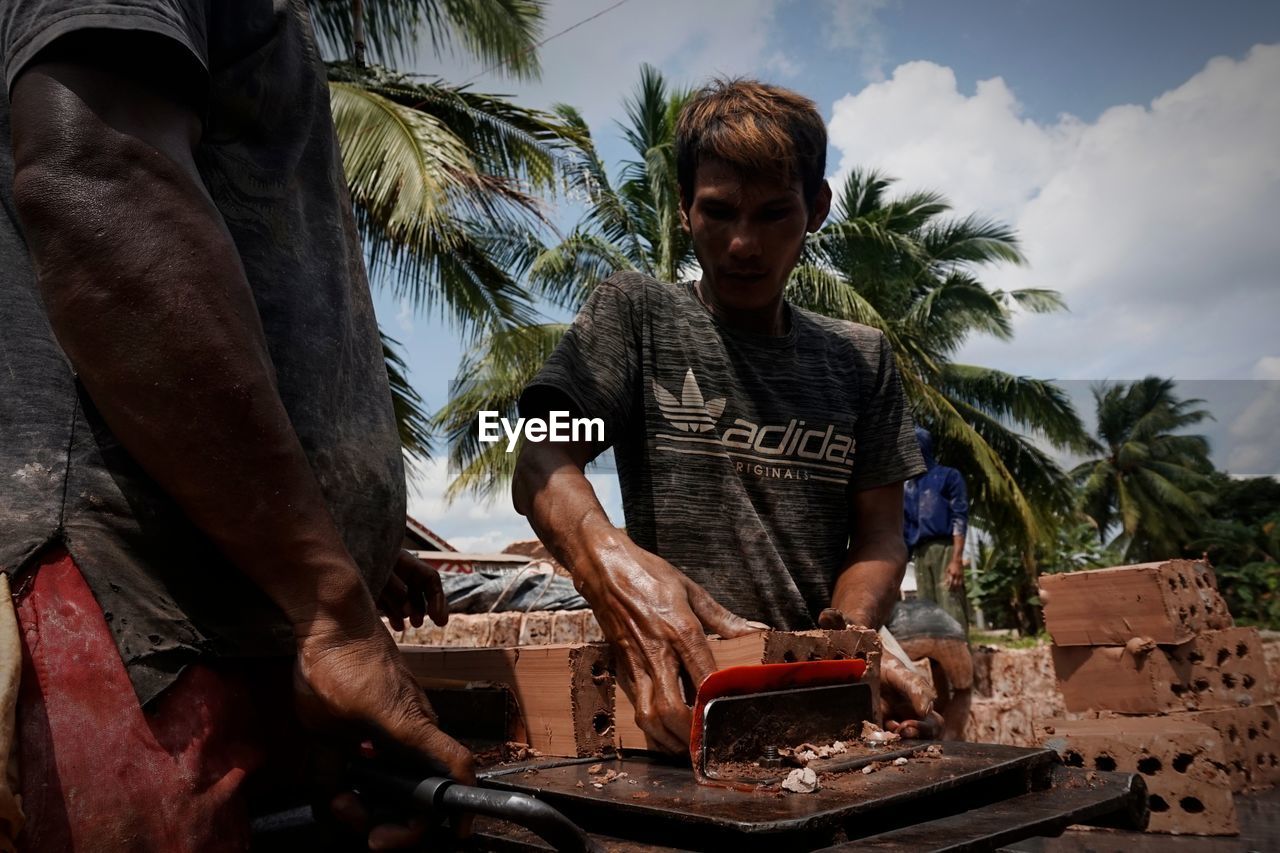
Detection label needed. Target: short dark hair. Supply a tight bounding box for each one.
[675,78,827,209]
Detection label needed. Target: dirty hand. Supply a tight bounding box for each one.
[294,588,475,848]
[580,542,767,753]
[945,559,965,592]
[816,608,943,740]
[378,549,448,632]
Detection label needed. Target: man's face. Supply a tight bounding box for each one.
[681,158,831,312]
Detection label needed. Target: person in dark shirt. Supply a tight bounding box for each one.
[904,426,972,633]
[513,79,938,754]
[0,2,469,847]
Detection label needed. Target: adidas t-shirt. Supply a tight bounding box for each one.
[522,272,926,630]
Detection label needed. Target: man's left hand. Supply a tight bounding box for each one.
[817,608,943,739]
[377,550,448,632]
[945,559,965,591]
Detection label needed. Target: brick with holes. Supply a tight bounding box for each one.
[1040,559,1233,646]
[1038,716,1237,835]
[1052,627,1272,713]
[1174,704,1280,792]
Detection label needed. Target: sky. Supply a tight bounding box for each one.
[372,0,1280,552]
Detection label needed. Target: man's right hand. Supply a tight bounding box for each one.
[293,588,474,848]
[578,540,766,753]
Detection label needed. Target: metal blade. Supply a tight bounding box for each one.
[699,682,874,783]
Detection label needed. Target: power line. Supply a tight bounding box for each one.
[462,0,630,85]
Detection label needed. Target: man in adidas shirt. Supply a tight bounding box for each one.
[514,79,933,753]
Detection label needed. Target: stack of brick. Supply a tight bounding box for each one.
[1036,558,1279,836]
[389,609,605,647]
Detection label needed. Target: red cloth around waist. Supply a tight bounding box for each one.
[14,549,289,852]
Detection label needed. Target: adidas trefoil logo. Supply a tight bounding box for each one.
[653,369,726,433]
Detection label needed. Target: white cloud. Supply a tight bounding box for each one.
[826,45,1280,382]
[823,0,890,81]
[1227,383,1280,476]
[1252,356,1280,380]
[763,50,800,78]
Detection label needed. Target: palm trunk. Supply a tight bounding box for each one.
[352,0,366,65]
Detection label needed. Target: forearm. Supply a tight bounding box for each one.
[12,69,368,632]
[951,533,966,563]
[512,443,630,600]
[830,536,908,629]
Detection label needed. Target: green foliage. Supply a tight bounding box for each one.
[1194,473,1280,628]
[1214,560,1280,628]
[327,62,585,336]
[1073,377,1214,561]
[309,1,573,463]
[308,0,545,77]
[968,630,1048,650]
[434,64,696,496]
[972,518,1122,633]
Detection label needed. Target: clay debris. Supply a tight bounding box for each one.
[860,721,901,744]
[781,767,820,793]
[784,740,849,763]
[586,763,627,789]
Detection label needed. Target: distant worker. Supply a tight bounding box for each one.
[904,426,971,633]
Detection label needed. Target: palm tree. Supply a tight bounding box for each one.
[1073,377,1214,561]
[434,64,694,496]
[304,1,585,464]
[791,168,1090,555]
[437,67,1090,550]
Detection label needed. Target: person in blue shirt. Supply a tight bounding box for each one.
[904,427,971,633]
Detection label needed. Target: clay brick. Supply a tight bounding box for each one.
[972,644,1060,699]
[613,628,881,751]
[400,643,614,756]
[1053,627,1272,713]
[1040,559,1233,646]
[583,611,604,643]
[487,612,523,647]
[443,615,490,647]
[517,612,553,645]
[1175,704,1280,792]
[1037,716,1237,835]
[964,696,1047,747]
[549,611,585,645]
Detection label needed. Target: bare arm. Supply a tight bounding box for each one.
[947,531,967,590]
[11,52,471,805]
[513,436,759,753]
[821,481,940,737]
[829,482,910,629]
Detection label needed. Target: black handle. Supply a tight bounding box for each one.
[349,763,599,853]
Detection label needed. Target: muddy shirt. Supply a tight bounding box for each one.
[0,0,404,704]
[523,272,925,629]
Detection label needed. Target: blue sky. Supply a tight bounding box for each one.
[373,0,1280,550]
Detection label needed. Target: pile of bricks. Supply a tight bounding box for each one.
[1036,558,1279,835]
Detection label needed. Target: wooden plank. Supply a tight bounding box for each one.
[1038,716,1238,835]
[399,643,614,757]
[613,628,881,751]
[1039,559,1233,646]
[1052,626,1271,714]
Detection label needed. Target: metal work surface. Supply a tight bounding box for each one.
[468,762,1146,852]
[474,742,1081,850]
[815,766,1148,851]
